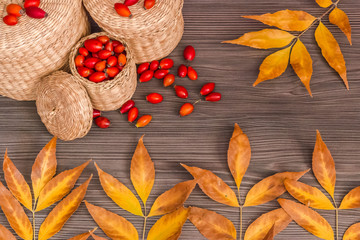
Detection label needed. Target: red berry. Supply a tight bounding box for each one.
[112,41,121,48]
[106,67,120,78]
[89,72,107,83]
[118,54,127,67]
[25,6,47,19]
[97,35,110,45]
[128,107,139,122]
[93,109,101,118]
[84,57,101,69]
[107,56,118,67]
[84,39,103,53]
[124,0,139,6]
[104,41,114,52]
[150,60,159,71]
[114,3,132,17]
[159,58,174,69]
[174,85,188,99]
[178,64,187,78]
[154,69,169,79]
[98,50,112,60]
[24,0,40,8]
[137,62,150,74]
[114,44,125,54]
[75,55,85,67]
[139,70,154,83]
[146,93,163,104]
[184,45,196,61]
[6,4,23,17]
[3,15,18,26]
[163,74,175,87]
[120,100,135,114]
[95,60,106,72]
[79,47,89,57]
[144,0,156,9]
[187,66,198,80]
[136,115,152,128]
[205,92,221,102]
[95,117,110,128]
[200,83,215,96]
[180,103,194,117]
[77,67,92,78]
[92,52,99,58]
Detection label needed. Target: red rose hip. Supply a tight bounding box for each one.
[144,0,156,9]
[180,103,194,117]
[3,15,18,26]
[95,117,110,128]
[24,0,40,8]
[114,3,132,17]
[84,39,103,53]
[25,7,47,19]
[97,35,110,44]
[187,66,198,80]
[124,0,139,6]
[174,85,188,99]
[75,55,85,67]
[128,107,139,123]
[137,62,150,74]
[150,60,159,71]
[184,45,196,61]
[136,115,152,128]
[93,109,101,118]
[120,100,135,114]
[107,56,118,67]
[178,64,187,78]
[98,50,112,60]
[77,67,93,78]
[160,58,174,69]
[154,69,169,79]
[200,82,215,96]
[84,57,101,69]
[106,67,120,78]
[205,92,221,102]
[146,93,163,104]
[89,72,107,83]
[94,60,106,72]
[79,47,89,57]
[6,4,23,17]
[163,74,175,87]
[139,70,154,83]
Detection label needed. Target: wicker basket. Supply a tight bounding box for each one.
[69,32,137,111]
[83,0,184,63]
[36,71,93,141]
[0,0,90,101]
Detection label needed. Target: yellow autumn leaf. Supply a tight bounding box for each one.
[188,207,236,240]
[95,162,143,216]
[284,179,335,210]
[290,40,313,96]
[90,233,108,240]
[32,137,57,200]
[243,10,316,31]
[329,7,352,45]
[67,228,97,240]
[312,130,336,199]
[278,198,334,240]
[35,160,90,212]
[0,223,16,240]
[130,135,155,205]
[149,180,196,217]
[253,46,292,87]
[244,169,309,207]
[38,176,92,240]
[339,186,360,209]
[227,123,251,190]
[182,164,239,207]
[316,0,333,8]
[315,22,348,89]
[147,207,189,240]
[3,150,32,210]
[263,224,275,240]
[85,201,138,240]
[0,181,33,240]
[343,223,360,240]
[223,29,294,49]
[244,208,292,240]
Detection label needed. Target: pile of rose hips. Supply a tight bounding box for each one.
[75,35,127,83]
[3,0,47,26]
[114,0,155,18]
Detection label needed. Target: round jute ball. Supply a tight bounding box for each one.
[83,0,184,63]
[36,71,93,141]
[0,0,90,101]
[69,32,137,111]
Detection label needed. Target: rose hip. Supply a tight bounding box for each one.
[160,58,174,69]
[93,109,101,118]
[106,67,120,78]
[118,53,127,66]
[144,0,156,10]
[24,0,40,8]
[6,4,23,17]
[154,69,169,79]
[94,60,106,72]
[77,67,93,78]
[79,47,89,57]
[112,41,121,48]
[174,85,188,99]
[98,50,112,60]
[25,7,47,19]
[184,45,196,61]
[84,57,101,69]
[178,64,187,78]
[139,70,154,82]
[120,100,135,114]
[136,115,152,128]
[3,15,18,26]
[163,74,175,87]
[205,92,221,102]
[137,62,150,74]
[114,3,132,17]
[124,0,139,6]
[75,55,85,67]
[128,107,139,123]
[146,93,163,104]
[92,52,99,59]
[114,44,125,54]
[180,103,194,117]
[104,41,114,52]
[84,39,103,53]
[95,117,110,128]
[187,66,198,80]
[107,56,118,67]
[150,60,159,71]
[89,72,107,83]
[200,82,215,96]
[97,35,110,45]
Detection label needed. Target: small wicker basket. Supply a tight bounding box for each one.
[69,32,137,111]
[36,71,93,141]
[83,0,184,63]
[0,0,90,101]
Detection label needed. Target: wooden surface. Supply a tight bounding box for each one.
[0,0,360,239]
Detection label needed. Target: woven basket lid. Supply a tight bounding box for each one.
[36,71,93,141]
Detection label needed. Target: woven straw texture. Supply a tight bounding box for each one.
[69,32,137,111]
[83,0,184,64]
[36,71,93,141]
[0,0,90,101]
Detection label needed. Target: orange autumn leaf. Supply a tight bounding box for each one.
[278,198,334,240]
[312,130,336,199]
[95,163,143,216]
[315,22,348,89]
[243,10,316,31]
[188,207,236,240]
[32,137,57,200]
[147,207,189,240]
[35,160,90,212]
[223,29,294,49]
[149,180,196,217]
[263,224,275,240]
[3,150,32,210]
[339,186,360,209]
[227,123,251,190]
[244,169,309,207]
[85,201,138,240]
[181,164,239,207]
[130,135,155,205]
[67,228,97,240]
[38,176,92,240]
[329,7,352,45]
[290,40,313,96]
[0,223,16,240]
[244,208,292,240]
[91,233,108,240]
[284,179,335,210]
[253,46,292,87]
[343,223,360,240]
[316,0,333,8]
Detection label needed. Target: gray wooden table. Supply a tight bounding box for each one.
[1,0,360,239]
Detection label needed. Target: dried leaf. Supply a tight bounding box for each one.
[32,137,57,200]
[67,228,96,240]
[188,207,236,240]
[38,176,92,240]
[244,169,309,207]
[244,208,292,240]
[149,180,196,217]
[263,224,275,240]
[340,186,360,209]
[227,123,251,190]
[284,179,335,210]
[312,130,336,199]
[278,198,334,240]
[0,181,33,240]
[343,222,360,240]
[0,223,16,240]
[223,29,294,49]
[181,164,239,207]
[147,207,189,240]
[315,22,348,89]
[253,46,292,87]
[91,233,108,240]
[85,201,138,240]
[290,40,313,96]
[3,150,32,210]
[95,163,143,216]
[316,0,333,8]
[243,10,316,31]
[35,160,90,212]
[130,135,155,205]
[329,7,352,45]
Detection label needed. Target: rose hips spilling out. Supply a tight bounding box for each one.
[138,63,150,74]
[120,100,135,114]
[163,74,175,87]
[184,45,196,61]
[154,69,169,79]
[3,1,47,26]
[174,85,188,99]
[180,103,194,117]
[25,6,47,19]
[139,70,154,83]
[146,93,163,104]
[93,109,101,118]
[128,107,139,122]
[187,66,198,81]
[178,64,187,78]
[95,117,110,129]
[150,60,160,71]
[114,3,132,18]
[160,58,174,70]
[136,115,152,128]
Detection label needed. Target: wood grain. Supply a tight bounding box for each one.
[0,0,360,239]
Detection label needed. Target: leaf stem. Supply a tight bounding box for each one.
[332,198,338,240]
[238,189,243,240]
[142,216,147,240]
[32,211,35,240]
